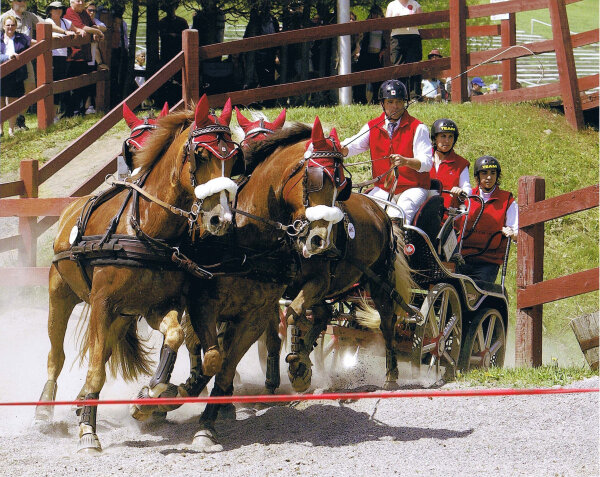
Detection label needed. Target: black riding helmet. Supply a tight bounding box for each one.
[378,79,408,102]
[430,118,459,150]
[474,155,502,183]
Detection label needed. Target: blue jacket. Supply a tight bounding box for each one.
[0,31,31,59]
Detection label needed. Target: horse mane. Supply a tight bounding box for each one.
[243,122,312,175]
[133,108,194,170]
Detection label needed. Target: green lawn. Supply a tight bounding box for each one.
[515,0,599,37]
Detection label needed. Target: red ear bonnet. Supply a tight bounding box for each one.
[310,116,327,150]
[194,94,211,127]
[123,103,141,130]
[158,102,169,119]
[235,106,251,128]
[268,109,286,131]
[218,98,232,126]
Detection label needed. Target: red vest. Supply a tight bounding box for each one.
[368,112,430,195]
[462,186,514,265]
[430,149,470,208]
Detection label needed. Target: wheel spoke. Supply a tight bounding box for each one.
[426,355,437,376]
[485,314,496,348]
[489,339,504,357]
[469,355,484,366]
[476,325,485,352]
[422,342,437,355]
[441,315,459,341]
[442,350,456,369]
[438,291,449,331]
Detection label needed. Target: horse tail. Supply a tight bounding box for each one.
[77,313,153,382]
[353,291,382,330]
[391,234,415,316]
[107,318,153,381]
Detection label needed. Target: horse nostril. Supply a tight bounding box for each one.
[311,235,324,249]
[209,215,221,227]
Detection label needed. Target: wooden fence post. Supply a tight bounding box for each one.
[18,160,39,267]
[516,176,545,367]
[500,14,517,91]
[182,29,200,108]
[449,0,468,103]
[548,0,584,130]
[36,22,53,130]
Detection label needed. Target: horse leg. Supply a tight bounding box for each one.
[372,290,400,390]
[193,309,270,453]
[286,303,330,392]
[264,305,282,393]
[130,309,185,420]
[35,266,81,423]
[76,298,114,454]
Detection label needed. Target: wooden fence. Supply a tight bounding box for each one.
[516,178,599,366]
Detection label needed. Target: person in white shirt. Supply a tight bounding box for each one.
[385,0,423,99]
[341,79,432,225]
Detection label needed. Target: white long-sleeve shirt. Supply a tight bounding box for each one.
[342,118,433,173]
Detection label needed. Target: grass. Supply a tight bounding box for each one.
[515,0,599,37]
[1,100,598,367]
[456,364,598,387]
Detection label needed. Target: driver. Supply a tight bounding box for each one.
[429,118,472,209]
[340,79,432,224]
[459,156,518,283]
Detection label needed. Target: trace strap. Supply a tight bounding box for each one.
[107,178,196,221]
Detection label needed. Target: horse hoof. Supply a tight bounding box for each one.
[203,348,223,376]
[218,403,236,420]
[288,361,312,393]
[33,406,54,423]
[77,432,102,454]
[156,383,181,413]
[192,429,224,453]
[383,380,400,391]
[130,403,152,422]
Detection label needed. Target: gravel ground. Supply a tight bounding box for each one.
[0,305,597,477]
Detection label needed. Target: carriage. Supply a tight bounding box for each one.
[275,183,510,385]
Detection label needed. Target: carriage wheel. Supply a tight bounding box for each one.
[411,283,462,383]
[458,308,506,371]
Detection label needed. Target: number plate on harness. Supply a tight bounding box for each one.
[442,229,458,261]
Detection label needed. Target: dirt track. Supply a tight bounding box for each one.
[0,305,597,477]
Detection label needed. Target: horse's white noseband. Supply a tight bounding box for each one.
[195,177,238,201]
[305,205,344,224]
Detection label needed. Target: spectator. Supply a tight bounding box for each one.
[64,0,104,116]
[353,5,385,104]
[192,0,226,91]
[1,0,69,130]
[109,4,128,106]
[159,1,188,65]
[45,1,83,121]
[0,15,30,137]
[488,83,499,94]
[421,48,446,101]
[134,49,146,87]
[459,156,518,283]
[470,77,485,96]
[385,0,423,100]
[243,0,279,89]
[340,79,432,225]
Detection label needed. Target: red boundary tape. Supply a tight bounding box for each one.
[1,387,597,407]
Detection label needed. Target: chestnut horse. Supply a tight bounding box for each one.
[180,117,351,452]
[33,95,241,454]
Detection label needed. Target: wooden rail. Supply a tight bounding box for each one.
[516,178,599,366]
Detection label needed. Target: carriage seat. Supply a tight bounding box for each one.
[412,179,444,244]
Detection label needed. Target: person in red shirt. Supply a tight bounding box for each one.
[63,0,104,116]
[341,79,432,225]
[429,118,472,209]
[459,156,518,283]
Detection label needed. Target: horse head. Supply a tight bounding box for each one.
[235,107,286,148]
[287,116,349,258]
[122,102,169,170]
[186,95,242,237]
